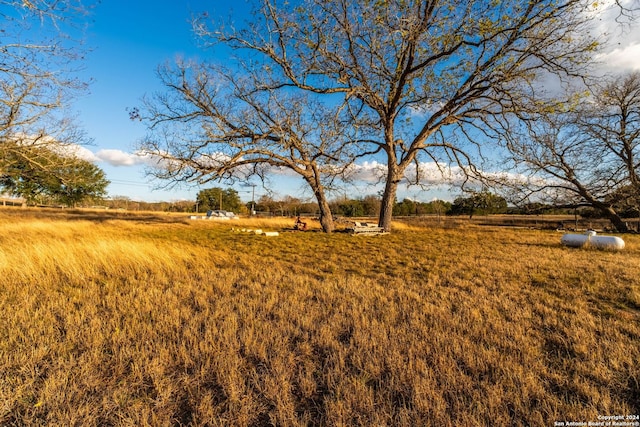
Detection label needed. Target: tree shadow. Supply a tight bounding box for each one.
[0,207,191,224]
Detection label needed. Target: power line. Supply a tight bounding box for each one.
[108,179,152,188]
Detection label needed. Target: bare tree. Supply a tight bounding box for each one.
[1,1,91,182]
[193,0,627,231]
[505,72,640,232]
[137,61,360,232]
[583,72,640,193]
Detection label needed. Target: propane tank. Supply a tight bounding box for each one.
[561,231,625,250]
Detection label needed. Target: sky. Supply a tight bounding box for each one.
[66,0,640,204]
[73,0,259,203]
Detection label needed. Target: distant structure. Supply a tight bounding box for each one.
[0,195,26,207]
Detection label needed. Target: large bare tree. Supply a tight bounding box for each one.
[192,0,624,231]
[1,1,91,184]
[137,61,361,232]
[506,72,640,232]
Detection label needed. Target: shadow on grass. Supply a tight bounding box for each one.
[0,207,191,224]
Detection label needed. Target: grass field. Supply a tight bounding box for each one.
[1,208,639,426]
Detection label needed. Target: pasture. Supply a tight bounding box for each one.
[0,209,638,426]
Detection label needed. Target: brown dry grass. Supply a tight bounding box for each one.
[1,209,639,426]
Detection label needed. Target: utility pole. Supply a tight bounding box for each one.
[251,184,256,216]
[240,183,258,216]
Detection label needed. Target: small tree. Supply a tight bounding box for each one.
[54,159,109,207]
[0,145,109,206]
[450,191,507,218]
[196,187,242,213]
[334,199,365,217]
[393,199,418,217]
[361,195,381,217]
[108,196,131,210]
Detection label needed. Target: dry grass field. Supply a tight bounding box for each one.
[0,208,639,426]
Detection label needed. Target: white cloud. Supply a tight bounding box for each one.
[270,166,301,177]
[589,0,640,72]
[9,133,104,163]
[95,149,148,167]
[344,160,531,191]
[344,160,387,182]
[67,145,101,163]
[405,162,466,185]
[345,161,466,185]
[407,100,443,118]
[595,42,640,71]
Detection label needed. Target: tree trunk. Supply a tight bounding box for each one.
[317,196,335,233]
[601,206,629,232]
[378,165,401,232]
[572,186,629,232]
[307,174,334,233]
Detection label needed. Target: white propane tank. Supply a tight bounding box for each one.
[561,231,625,250]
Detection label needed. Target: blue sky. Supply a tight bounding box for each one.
[69,0,640,204]
[73,0,260,202]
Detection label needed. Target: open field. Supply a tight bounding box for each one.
[1,208,639,426]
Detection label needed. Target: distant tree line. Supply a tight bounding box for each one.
[252,190,638,220]
[103,197,195,213]
[105,189,634,219]
[448,191,508,219]
[12,184,636,223]
[253,191,497,218]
